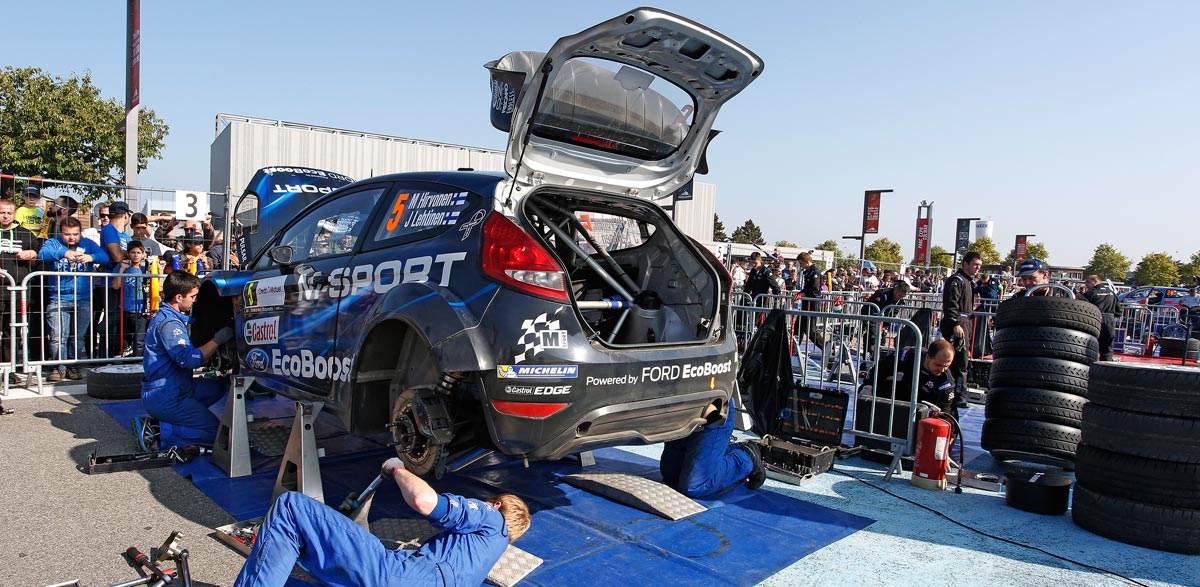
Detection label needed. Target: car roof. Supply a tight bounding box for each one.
[342,170,506,195]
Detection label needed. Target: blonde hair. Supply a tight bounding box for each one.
[493,494,530,543]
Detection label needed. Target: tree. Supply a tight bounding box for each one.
[812,239,843,271]
[912,245,953,269]
[864,237,903,268]
[712,214,728,241]
[0,67,169,202]
[1134,252,1180,286]
[967,236,1003,265]
[730,219,765,245]
[1083,243,1132,281]
[1003,241,1050,267]
[774,240,798,248]
[1175,250,1200,284]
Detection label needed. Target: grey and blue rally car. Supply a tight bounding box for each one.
[194,7,763,474]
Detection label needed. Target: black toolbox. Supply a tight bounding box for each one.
[752,385,850,484]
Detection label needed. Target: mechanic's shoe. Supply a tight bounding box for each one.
[65,368,83,381]
[739,440,767,490]
[7,372,23,386]
[132,417,160,452]
[46,370,64,383]
[0,402,14,415]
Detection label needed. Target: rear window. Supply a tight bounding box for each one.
[574,211,655,253]
[530,57,695,160]
[370,188,478,245]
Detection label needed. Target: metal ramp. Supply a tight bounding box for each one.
[562,472,707,521]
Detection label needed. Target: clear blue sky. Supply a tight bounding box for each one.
[8,1,1199,267]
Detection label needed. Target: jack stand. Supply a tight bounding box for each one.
[213,376,255,478]
[271,401,326,503]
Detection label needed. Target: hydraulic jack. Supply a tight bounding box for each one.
[44,531,192,587]
[87,445,209,475]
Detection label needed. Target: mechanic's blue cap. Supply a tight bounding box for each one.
[1016,258,1048,276]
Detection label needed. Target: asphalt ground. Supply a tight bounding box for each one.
[0,393,245,587]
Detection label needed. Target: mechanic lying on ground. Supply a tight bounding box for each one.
[235,458,530,587]
[660,403,767,497]
[132,271,234,450]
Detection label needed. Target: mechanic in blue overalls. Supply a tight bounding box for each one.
[132,271,234,450]
[660,403,767,497]
[234,457,531,587]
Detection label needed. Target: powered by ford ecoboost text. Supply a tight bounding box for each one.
[194,8,763,476]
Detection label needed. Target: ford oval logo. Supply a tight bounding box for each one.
[246,349,269,372]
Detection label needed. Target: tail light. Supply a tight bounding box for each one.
[491,400,569,419]
[481,213,569,302]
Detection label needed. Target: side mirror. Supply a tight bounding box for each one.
[269,245,294,267]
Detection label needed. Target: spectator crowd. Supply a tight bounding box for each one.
[0,184,234,388]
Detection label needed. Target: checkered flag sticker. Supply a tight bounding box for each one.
[513,313,566,363]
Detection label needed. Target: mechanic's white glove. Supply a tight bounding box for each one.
[382,457,406,478]
[212,327,235,345]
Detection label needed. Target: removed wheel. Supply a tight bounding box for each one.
[983,387,1085,428]
[1080,403,1200,464]
[1075,444,1200,509]
[1072,483,1200,555]
[994,296,1102,337]
[86,364,144,400]
[1087,362,1200,418]
[988,357,1090,397]
[990,326,1098,364]
[981,417,1080,466]
[1158,337,1199,360]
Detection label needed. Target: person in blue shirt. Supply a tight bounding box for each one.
[37,217,110,382]
[234,458,531,587]
[659,403,766,497]
[97,201,133,359]
[112,240,150,354]
[132,271,234,450]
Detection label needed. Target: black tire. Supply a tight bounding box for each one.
[86,364,144,400]
[1158,337,1199,359]
[981,418,1080,464]
[1072,483,1200,555]
[1080,403,1200,464]
[994,296,1102,337]
[1087,362,1200,418]
[989,357,1090,396]
[984,387,1085,428]
[990,326,1098,364]
[1075,444,1200,509]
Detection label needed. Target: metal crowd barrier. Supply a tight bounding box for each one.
[1116,303,1181,353]
[732,303,924,480]
[20,270,163,394]
[0,270,16,395]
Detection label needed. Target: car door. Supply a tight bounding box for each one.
[240,185,387,396]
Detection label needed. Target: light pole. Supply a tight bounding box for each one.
[953,217,980,269]
[860,189,893,272]
[1015,234,1037,264]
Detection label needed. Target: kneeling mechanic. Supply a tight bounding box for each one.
[659,402,767,497]
[133,271,233,450]
[234,458,531,587]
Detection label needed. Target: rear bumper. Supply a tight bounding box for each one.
[487,388,729,461]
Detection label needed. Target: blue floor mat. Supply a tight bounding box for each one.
[99,399,873,586]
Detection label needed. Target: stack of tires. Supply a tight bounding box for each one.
[981,296,1102,468]
[1072,363,1200,554]
[1158,324,1199,361]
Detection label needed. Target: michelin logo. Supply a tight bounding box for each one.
[496,365,579,379]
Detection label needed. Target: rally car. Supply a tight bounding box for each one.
[194,8,763,474]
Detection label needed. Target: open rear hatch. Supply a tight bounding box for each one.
[489,7,763,201]
[487,7,759,347]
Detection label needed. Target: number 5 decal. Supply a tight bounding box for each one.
[386,193,410,231]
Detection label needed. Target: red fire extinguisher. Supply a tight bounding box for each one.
[912,416,952,490]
